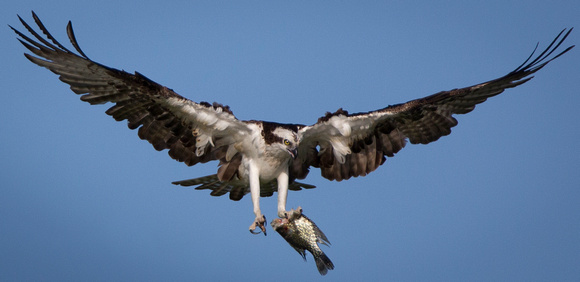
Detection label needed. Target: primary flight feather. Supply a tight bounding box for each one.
[11,11,574,235]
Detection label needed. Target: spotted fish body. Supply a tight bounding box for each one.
[271,208,334,275]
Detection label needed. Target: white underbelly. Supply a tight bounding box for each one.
[239,156,290,182]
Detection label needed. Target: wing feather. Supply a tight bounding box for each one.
[11,12,251,167]
[13,12,574,190]
[297,29,574,181]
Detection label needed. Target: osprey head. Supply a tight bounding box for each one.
[273,128,298,159]
[262,122,300,159]
[283,138,298,159]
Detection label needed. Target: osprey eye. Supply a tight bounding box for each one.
[284,139,290,146]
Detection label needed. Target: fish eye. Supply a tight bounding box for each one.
[283,139,290,146]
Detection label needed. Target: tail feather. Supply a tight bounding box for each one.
[172,174,316,200]
[314,252,334,276]
[172,174,219,187]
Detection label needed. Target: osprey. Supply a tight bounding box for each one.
[12,12,574,235]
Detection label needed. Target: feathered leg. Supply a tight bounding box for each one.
[277,170,290,218]
[248,161,266,235]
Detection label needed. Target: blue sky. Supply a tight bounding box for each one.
[1,1,579,281]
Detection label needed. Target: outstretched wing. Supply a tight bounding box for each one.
[11,12,251,168]
[295,29,574,181]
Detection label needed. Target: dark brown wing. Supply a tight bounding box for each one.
[11,12,251,168]
[296,28,574,181]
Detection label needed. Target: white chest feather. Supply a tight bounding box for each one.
[236,125,293,182]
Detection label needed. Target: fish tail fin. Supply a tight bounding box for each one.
[314,252,334,275]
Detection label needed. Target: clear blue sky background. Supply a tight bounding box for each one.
[1,1,579,281]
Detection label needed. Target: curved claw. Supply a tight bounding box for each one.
[278,210,289,219]
[280,207,303,220]
[249,227,265,235]
[249,215,267,236]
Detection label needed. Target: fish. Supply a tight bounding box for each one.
[271,207,334,275]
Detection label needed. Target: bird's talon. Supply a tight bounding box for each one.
[249,227,261,235]
[296,206,303,215]
[278,210,289,219]
[249,215,267,236]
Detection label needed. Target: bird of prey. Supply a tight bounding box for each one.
[11,12,574,235]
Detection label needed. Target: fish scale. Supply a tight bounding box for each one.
[271,208,334,275]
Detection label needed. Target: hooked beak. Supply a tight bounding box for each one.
[287,148,298,159]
